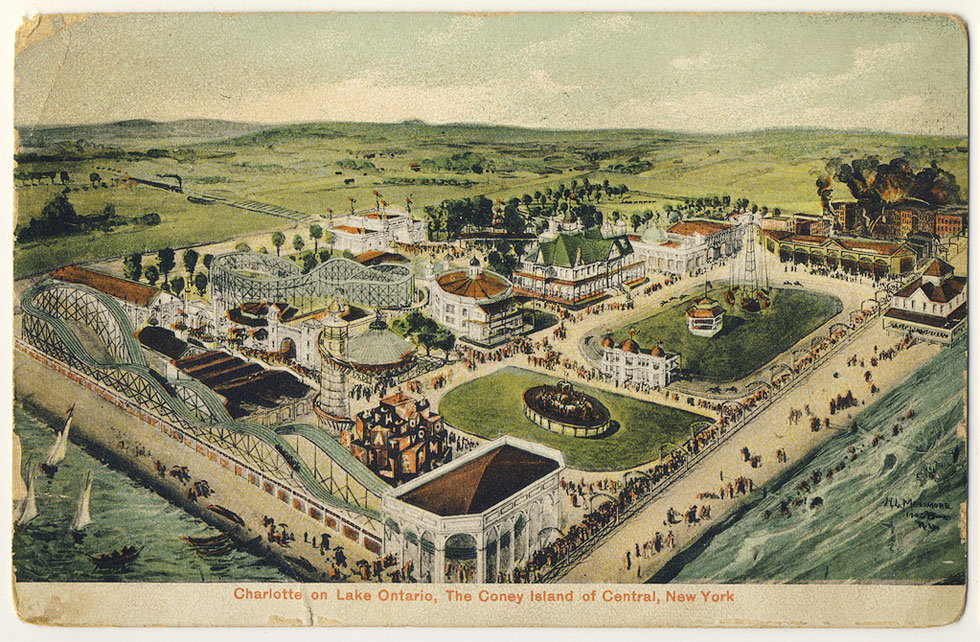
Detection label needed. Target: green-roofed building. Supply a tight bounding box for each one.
[512,229,645,306]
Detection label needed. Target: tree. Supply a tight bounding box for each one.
[182,248,199,275]
[59,170,70,185]
[144,264,159,286]
[157,248,176,286]
[202,254,214,271]
[417,330,436,356]
[293,234,304,253]
[170,276,185,299]
[41,194,77,221]
[122,253,142,282]
[194,272,208,296]
[309,223,323,253]
[301,253,317,273]
[433,328,456,360]
[318,249,332,263]
[630,213,642,232]
[89,172,101,186]
[271,231,285,255]
[234,242,251,252]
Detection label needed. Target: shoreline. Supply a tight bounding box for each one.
[13,350,378,584]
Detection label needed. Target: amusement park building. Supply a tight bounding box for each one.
[631,219,744,275]
[332,209,426,255]
[50,266,180,329]
[759,229,917,276]
[381,436,564,584]
[512,229,644,306]
[598,335,679,388]
[220,301,326,370]
[428,258,523,348]
[344,391,447,486]
[883,258,967,344]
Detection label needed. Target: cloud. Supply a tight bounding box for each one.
[517,14,633,61]
[244,70,583,127]
[604,40,963,135]
[669,53,714,71]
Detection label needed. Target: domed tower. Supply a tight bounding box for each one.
[316,301,350,422]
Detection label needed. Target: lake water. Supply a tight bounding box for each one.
[12,403,289,582]
[653,333,967,584]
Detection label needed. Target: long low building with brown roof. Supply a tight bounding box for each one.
[381,435,564,584]
[50,265,180,329]
[759,229,917,276]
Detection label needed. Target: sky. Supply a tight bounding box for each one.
[13,12,969,136]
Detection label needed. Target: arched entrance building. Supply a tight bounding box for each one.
[381,436,564,583]
[759,229,917,277]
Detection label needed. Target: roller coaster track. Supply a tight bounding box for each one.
[20,278,386,517]
[210,251,415,310]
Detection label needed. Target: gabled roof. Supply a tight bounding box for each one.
[397,444,559,516]
[355,250,409,265]
[923,258,954,278]
[51,265,162,307]
[136,326,188,360]
[333,225,370,235]
[894,276,966,304]
[532,231,632,267]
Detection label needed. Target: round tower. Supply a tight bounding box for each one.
[316,302,350,421]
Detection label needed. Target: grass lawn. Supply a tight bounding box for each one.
[612,287,841,382]
[438,366,710,471]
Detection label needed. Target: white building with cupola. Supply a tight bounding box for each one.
[597,332,678,389]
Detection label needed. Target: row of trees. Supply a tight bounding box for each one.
[123,248,212,296]
[269,224,330,257]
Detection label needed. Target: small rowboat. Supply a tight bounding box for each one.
[180,533,229,547]
[89,546,142,570]
[207,505,245,526]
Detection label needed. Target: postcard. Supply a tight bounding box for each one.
[10,11,968,627]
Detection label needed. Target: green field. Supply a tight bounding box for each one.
[14,179,281,277]
[611,287,841,382]
[438,366,709,471]
[14,119,968,278]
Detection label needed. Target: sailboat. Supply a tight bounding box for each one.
[40,404,75,477]
[70,470,94,540]
[15,468,38,527]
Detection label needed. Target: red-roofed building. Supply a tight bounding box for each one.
[883,259,967,343]
[50,265,180,329]
[428,258,523,348]
[759,229,916,276]
[633,218,745,275]
[381,436,564,583]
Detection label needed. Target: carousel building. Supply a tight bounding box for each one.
[428,258,523,348]
[381,436,564,584]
